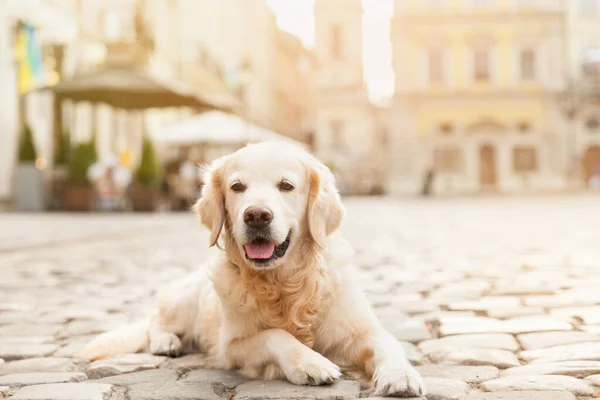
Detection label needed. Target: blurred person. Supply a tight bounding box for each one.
[421,167,435,197]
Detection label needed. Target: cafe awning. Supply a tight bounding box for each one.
[41,65,241,111]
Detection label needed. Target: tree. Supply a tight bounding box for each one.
[135,136,161,186]
[67,142,95,186]
[18,125,37,162]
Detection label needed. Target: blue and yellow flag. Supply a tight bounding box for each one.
[15,23,44,94]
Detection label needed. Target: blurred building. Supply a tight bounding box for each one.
[273,29,316,145]
[0,0,77,203]
[564,0,600,187]
[390,0,567,195]
[314,0,386,194]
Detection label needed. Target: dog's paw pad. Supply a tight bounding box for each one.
[150,333,182,357]
[373,363,425,397]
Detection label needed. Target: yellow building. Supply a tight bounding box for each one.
[388,0,568,195]
[564,0,600,187]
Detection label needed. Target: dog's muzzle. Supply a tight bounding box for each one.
[243,230,292,265]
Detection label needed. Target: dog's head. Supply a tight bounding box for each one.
[194,142,344,270]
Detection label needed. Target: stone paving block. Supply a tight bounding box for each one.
[401,341,424,365]
[0,357,86,376]
[522,295,588,308]
[517,331,600,350]
[374,306,410,326]
[9,383,125,400]
[394,301,440,315]
[0,336,55,345]
[439,316,572,337]
[0,386,10,398]
[520,342,600,363]
[159,354,211,372]
[486,307,545,319]
[503,361,600,378]
[458,391,577,400]
[86,353,167,379]
[490,283,557,296]
[93,369,179,385]
[0,344,60,361]
[550,306,600,324]
[417,365,499,383]
[413,311,477,325]
[423,377,469,400]
[419,333,520,353]
[581,325,600,334]
[57,320,123,339]
[180,369,250,389]
[585,374,600,386]
[0,372,87,388]
[481,376,593,396]
[392,320,432,343]
[234,379,360,400]
[426,347,520,368]
[448,297,521,312]
[0,324,60,337]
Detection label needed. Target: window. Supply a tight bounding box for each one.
[439,122,454,135]
[331,24,342,59]
[520,48,536,81]
[427,48,444,84]
[513,147,538,172]
[434,147,463,172]
[587,117,600,131]
[580,0,598,14]
[378,127,389,147]
[473,48,491,82]
[518,121,531,134]
[330,120,344,149]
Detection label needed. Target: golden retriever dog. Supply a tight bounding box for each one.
[80,142,424,397]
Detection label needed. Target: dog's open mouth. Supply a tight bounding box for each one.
[243,231,291,264]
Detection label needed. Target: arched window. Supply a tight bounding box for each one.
[331,24,342,59]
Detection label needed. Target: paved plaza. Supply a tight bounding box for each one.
[2,195,600,399]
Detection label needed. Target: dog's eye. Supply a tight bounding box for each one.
[231,182,246,193]
[278,180,294,192]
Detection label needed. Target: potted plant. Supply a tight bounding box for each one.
[50,130,70,210]
[14,124,45,211]
[63,141,96,211]
[131,136,162,211]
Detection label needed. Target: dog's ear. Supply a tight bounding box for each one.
[307,158,345,248]
[193,157,227,247]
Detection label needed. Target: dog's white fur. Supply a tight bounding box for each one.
[80,142,424,397]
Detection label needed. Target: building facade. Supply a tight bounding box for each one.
[273,29,316,145]
[314,0,385,194]
[564,0,600,187]
[390,0,568,195]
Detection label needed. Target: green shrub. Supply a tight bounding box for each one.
[18,124,37,162]
[67,142,96,186]
[135,136,161,186]
[89,132,98,162]
[54,131,70,166]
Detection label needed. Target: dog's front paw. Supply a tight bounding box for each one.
[373,362,425,397]
[150,333,182,357]
[284,350,341,386]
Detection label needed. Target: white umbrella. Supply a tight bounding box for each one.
[153,111,304,148]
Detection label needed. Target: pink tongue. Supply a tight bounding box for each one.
[244,242,275,259]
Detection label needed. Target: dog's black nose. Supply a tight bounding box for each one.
[244,207,273,229]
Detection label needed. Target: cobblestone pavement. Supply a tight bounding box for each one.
[2,195,600,400]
